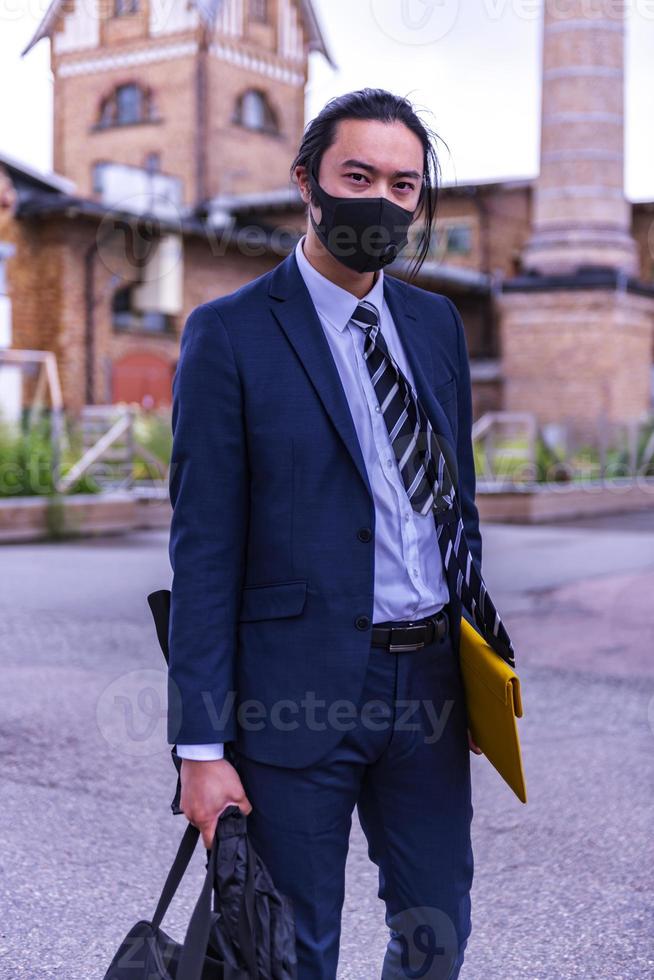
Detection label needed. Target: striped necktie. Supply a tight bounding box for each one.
[350,299,515,668]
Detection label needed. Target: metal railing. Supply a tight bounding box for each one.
[472,410,654,485]
[57,405,168,494]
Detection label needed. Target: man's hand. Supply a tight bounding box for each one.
[468,728,483,755]
[180,758,253,849]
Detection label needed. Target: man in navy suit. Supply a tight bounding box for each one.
[167,88,487,979]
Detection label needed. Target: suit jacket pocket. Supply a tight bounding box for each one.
[434,375,456,406]
[433,375,457,439]
[238,579,308,622]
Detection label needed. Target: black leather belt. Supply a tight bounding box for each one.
[371,610,449,652]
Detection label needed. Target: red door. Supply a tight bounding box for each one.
[112,351,175,407]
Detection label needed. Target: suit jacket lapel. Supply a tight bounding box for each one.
[268,249,459,500]
[269,251,374,500]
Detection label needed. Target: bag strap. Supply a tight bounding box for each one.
[152,814,260,980]
[151,820,201,930]
[175,825,221,980]
[233,834,258,977]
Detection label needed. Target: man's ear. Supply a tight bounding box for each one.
[295,165,311,205]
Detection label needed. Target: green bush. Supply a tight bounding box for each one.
[0,408,172,498]
[0,416,98,497]
[0,413,96,541]
[133,410,172,480]
[473,417,654,484]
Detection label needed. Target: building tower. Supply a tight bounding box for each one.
[498,0,654,440]
[18,0,333,410]
[23,0,334,207]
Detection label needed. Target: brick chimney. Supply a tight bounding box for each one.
[497,0,654,442]
[522,1,639,275]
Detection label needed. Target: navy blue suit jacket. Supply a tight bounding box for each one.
[167,247,482,768]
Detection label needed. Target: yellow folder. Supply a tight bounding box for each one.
[458,616,527,804]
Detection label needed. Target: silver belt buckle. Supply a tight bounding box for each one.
[388,622,425,652]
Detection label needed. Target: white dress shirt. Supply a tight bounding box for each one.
[176,234,449,761]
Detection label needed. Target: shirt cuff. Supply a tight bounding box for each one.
[175,742,225,761]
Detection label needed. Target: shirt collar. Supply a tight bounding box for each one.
[294,234,385,332]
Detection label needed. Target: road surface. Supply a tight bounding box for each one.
[1,513,652,978]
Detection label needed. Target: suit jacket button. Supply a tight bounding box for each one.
[357,527,372,542]
[355,615,371,630]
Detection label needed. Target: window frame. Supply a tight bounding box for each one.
[94,81,161,131]
[232,88,280,136]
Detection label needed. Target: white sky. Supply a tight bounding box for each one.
[1,0,653,199]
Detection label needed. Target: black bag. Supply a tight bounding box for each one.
[102,803,297,979]
[123,590,297,978]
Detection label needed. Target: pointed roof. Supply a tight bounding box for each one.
[21,0,336,67]
[0,149,76,196]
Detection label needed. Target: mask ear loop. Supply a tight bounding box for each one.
[306,158,334,246]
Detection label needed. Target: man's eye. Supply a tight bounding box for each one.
[344,173,414,192]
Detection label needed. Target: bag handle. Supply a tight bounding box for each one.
[151,819,201,930]
[153,813,257,980]
[232,834,258,977]
[175,824,222,980]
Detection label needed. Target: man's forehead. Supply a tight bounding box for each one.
[326,122,423,172]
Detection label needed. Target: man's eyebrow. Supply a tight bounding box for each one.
[339,158,422,180]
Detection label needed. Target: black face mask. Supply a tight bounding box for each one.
[307,159,424,274]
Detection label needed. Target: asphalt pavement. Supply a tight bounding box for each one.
[0,513,652,979]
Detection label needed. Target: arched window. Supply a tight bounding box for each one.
[116,83,142,124]
[97,83,159,129]
[233,89,279,135]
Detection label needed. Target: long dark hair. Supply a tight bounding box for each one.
[289,87,445,283]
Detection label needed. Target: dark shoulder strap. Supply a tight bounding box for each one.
[151,814,259,980]
[151,820,200,930]
[234,834,258,977]
[175,827,221,980]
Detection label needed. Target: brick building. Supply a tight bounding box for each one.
[0,0,652,428]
